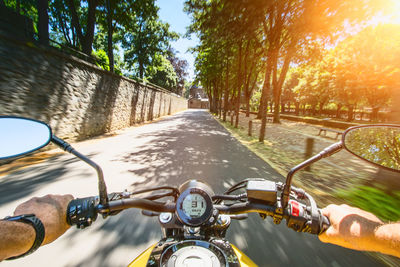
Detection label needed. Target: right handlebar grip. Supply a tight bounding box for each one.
[320,214,330,234]
[67,196,99,229]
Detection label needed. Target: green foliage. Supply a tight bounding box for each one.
[282,24,400,119]
[337,185,400,222]
[120,0,178,78]
[146,54,178,91]
[4,0,184,85]
[250,89,261,112]
[186,0,388,121]
[92,49,110,71]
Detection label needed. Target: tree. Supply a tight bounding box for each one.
[37,0,49,45]
[257,0,387,141]
[185,0,265,121]
[167,49,189,96]
[147,54,178,91]
[332,24,400,121]
[66,0,98,55]
[48,0,79,48]
[282,68,301,115]
[122,0,178,79]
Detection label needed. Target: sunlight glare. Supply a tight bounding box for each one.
[369,0,400,25]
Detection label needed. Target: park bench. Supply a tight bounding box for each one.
[317,127,343,140]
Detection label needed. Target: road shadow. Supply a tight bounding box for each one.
[115,110,282,191]
[0,153,96,205]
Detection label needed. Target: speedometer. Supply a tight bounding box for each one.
[176,180,214,226]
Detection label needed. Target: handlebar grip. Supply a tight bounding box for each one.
[320,214,330,234]
[67,197,99,229]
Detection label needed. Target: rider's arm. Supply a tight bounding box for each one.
[319,204,400,258]
[0,220,36,260]
[0,194,73,261]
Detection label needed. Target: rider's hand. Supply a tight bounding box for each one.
[13,194,74,245]
[318,204,383,251]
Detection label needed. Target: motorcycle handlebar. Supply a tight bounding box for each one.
[67,195,330,235]
[102,198,175,213]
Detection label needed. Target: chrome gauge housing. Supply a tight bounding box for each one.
[176,180,214,227]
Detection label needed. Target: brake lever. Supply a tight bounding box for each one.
[142,210,160,217]
[230,214,248,220]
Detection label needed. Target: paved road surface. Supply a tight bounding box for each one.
[0,110,382,266]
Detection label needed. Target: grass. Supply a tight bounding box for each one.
[214,115,400,221]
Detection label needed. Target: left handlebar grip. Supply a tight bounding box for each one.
[67,197,99,229]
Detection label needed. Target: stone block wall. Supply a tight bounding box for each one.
[0,36,187,141]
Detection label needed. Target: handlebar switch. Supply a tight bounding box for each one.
[67,197,99,229]
[286,200,308,232]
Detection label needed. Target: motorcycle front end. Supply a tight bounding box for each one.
[1,116,399,266]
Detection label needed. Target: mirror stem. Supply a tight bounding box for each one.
[51,135,109,206]
[281,141,343,209]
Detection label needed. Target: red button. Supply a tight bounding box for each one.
[290,200,299,217]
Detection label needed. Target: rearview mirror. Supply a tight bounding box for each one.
[0,116,52,160]
[343,125,400,172]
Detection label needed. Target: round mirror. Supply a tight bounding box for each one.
[343,125,400,172]
[0,116,52,160]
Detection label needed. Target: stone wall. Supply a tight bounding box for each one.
[0,36,187,141]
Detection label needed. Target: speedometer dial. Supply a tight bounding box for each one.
[182,193,207,218]
[176,180,214,226]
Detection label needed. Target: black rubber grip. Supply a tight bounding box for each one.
[67,197,99,229]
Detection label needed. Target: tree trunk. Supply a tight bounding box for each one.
[246,96,250,117]
[139,62,144,79]
[82,0,97,55]
[223,59,230,122]
[371,107,380,122]
[257,97,265,119]
[295,102,300,116]
[312,105,316,116]
[336,104,342,119]
[318,102,325,116]
[347,105,354,122]
[37,0,49,46]
[67,0,98,56]
[259,62,272,142]
[16,0,20,14]
[235,41,243,128]
[106,0,114,72]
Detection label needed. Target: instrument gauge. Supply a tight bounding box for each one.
[176,180,214,226]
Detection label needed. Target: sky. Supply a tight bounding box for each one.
[156,0,199,81]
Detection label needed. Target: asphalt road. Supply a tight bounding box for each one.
[0,109,382,267]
